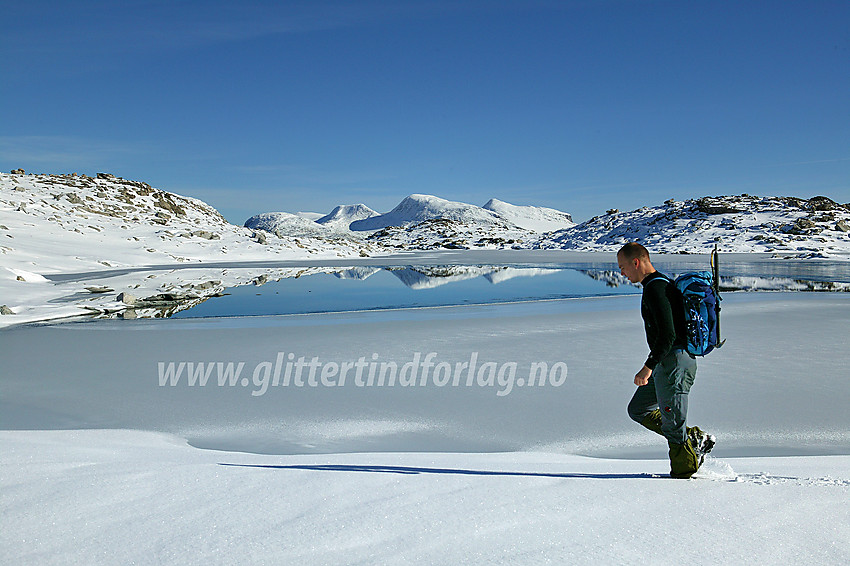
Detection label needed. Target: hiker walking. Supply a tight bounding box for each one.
[616,242,714,478]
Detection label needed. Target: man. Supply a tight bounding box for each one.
[617,242,714,478]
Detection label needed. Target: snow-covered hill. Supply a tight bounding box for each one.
[0,172,378,325]
[317,204,379,230]
[245,204,380,238]
[244,211,340,238]
[482,198,574,232]
[536,195,850,257]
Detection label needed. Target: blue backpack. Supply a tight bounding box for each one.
[665,247,725,356]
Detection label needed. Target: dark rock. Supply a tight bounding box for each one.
[191,230,220,240]
[194,280,222,290]
[154,196,186,216]
[807,196,837,211]
[784,217,822,235]
[0,305,14,315]
[696,198,742,215]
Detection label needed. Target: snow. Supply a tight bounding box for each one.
[3,430,849,566]
[350,194,517,231]
[482,197,575,232]
[537,195,850,256]
[316,203,380,230]
[245,204,381,236]
[243,211,341,238]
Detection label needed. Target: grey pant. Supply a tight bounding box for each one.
[628,349,697,445]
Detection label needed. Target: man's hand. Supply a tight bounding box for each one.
[634,365,652,386]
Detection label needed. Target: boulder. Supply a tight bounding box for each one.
[696,197,742,215]
[117,292,136,305]
[807,196,837,211]
[191,230,220,240]
[784,217,822,235]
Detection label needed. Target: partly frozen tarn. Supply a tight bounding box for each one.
[1,429,848,566]
[3,247,850,328]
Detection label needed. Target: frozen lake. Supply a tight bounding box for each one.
[171,265,642,318]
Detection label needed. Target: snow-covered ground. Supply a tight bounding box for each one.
[2,290,849,565]
[3,430,848,566]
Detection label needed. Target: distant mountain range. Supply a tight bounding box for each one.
[245,194,574,244]
[247,193,850,256]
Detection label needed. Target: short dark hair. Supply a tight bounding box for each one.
[617,242,650,261]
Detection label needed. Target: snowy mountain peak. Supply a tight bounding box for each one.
[350,194,511,232]
[316,204,379,229]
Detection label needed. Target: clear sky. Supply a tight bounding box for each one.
[2,0,848,224]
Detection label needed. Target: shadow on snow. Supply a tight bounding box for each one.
[218,462,664,480]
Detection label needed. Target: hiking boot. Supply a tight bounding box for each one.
[669,438,700,479]
[688,426,716,466]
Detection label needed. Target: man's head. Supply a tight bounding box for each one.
[617,242,655,283]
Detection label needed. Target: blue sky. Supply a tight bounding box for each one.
[2,0,847,223]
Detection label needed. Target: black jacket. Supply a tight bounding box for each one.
[640,271,687,369]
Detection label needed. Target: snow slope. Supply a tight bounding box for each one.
[3,430,848,566]
[482,197,575,232]
[537,195,850,257]
[243,211,340,238]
